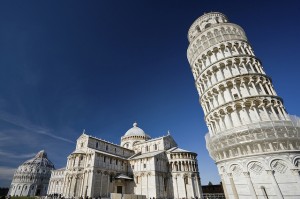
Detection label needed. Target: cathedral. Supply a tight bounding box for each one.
[47,122,203,199]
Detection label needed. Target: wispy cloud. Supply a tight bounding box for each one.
[0,111,74,143]
[0,135,12,141]
[0,150,36,159]
[0,166,16,187]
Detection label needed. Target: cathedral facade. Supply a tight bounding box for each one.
[187,12,300,199]
[47,123,203,199]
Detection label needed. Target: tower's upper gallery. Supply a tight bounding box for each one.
[188,12,228,42]
[187,11,247,68]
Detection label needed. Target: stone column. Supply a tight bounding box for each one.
[290,169,300,186]
[68,177,72,198]
[276,107,285,120]
[265,83,273,95]
[175,176,179,199]
[252,106,261,121]
[62,175,68,197]
[243,172,257,199]
[242,81,251,96]
[140,174,142,195]
[248,62,255,73]
[262,106,271,121]
[48,181,52,194]
[80,172,85,197]
[190,176,195,198]
[194,176,200,198]
[242,106,252,124]
[99,172,103,197]
[251,82,259,95]
[232,109,242,126]
[157,174,160,198]
[220,174,229,199]
[84,171,90,198]
[73,175,78,197]
[146,174,149,198]
[228,173,239,199]
[107,174,110,197]
[266,170,283,199]
[270,106,280,120]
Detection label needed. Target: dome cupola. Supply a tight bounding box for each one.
[124,122,147,137]
[120,122,150,150]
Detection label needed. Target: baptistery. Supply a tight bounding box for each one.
[8,150,55,196]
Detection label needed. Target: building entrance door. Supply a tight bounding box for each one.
[117,186,122,194]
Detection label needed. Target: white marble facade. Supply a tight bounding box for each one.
[48,123,203,199]
[187,12,300,198]
[8,150,55,197]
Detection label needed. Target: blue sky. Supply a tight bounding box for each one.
[1,0,300,187]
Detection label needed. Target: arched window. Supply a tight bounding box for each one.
[106,145,108,151]
[154,144,157,150]
[146,146,149,152]
[96,142,99,148]
[204,23,211,29]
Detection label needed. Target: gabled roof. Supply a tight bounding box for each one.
[167,147,195,154]
[71,149,86,154]
[129,151,164,160]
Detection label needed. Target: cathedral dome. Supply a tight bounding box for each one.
[121,122,151,149]
[124,122,147,137]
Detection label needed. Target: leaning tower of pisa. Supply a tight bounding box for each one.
[187,12,300,198]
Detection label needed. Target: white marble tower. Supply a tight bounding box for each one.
[187,12,300,199]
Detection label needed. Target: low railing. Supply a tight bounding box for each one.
[205,115,300,159]
[206,115,300,141]
[202,193,226,199]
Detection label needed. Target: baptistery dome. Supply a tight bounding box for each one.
[22,150,54,169]
[8,150,55,197]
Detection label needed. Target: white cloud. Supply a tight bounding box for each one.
[0,150,36,159]
[0,111,74,144]
[0,166,16,183]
